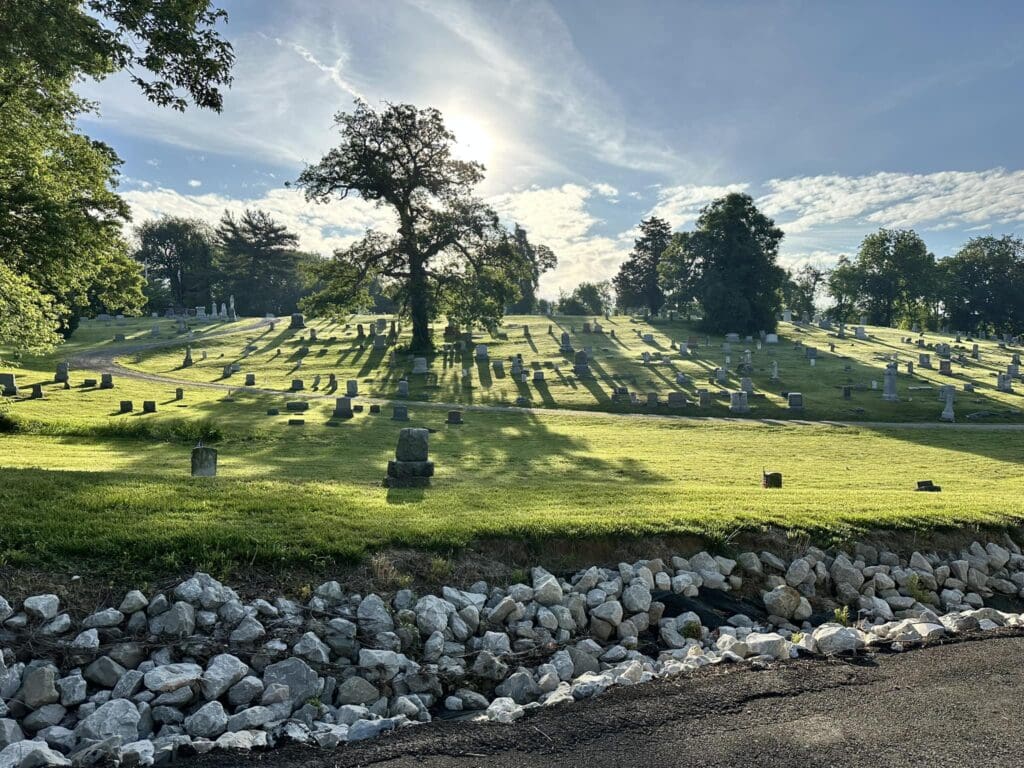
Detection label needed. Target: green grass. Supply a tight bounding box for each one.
[1,410,1022,573]
[1,315,1023,577]
[108,313,1024,422]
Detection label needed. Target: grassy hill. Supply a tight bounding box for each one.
[1,313,1022,577]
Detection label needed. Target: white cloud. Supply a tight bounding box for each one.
[490,183,632,297]
[649,183,751,228]
[187,179,202,188]
[758,168,1024,234]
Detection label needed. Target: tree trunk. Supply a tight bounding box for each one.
[408,254,432,352]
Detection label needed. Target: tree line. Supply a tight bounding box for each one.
[134,210,317,318]
[604,205,1024,336]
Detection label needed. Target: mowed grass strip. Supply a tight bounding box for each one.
[1,411,1021,573]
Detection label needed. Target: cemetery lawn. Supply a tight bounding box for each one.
[114,314,1024,422]
[1,404,1022,576]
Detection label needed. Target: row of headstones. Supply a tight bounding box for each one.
[0,371,118,397]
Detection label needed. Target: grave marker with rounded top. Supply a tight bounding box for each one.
[346,380,358,397]
[883,365,899,402]
[191,444,217,477]
[384,427,434,488]
[729,391,750,413]
[54,362,69,384]
[289,313,305,330]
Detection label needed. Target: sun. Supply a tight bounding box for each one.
[446,113,494,167]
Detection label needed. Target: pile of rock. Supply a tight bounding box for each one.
[1,536,1023,765]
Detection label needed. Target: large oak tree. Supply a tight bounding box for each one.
[297,102,530,351]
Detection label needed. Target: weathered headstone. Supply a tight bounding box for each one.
[397,380,409,397]
[940,389,955,423]
[533,369,545,383]
[29,383,44,399]
[175,388,184,401]
[667,391,686,407]
[918,353,932,369]
[244,373,256,386]
[559,332,573,353]
[119,400,133,413]
[854,326,868,340]
[997,373,1014,393]
[883,364,899,402]
[291,379,304,391]
[332,397,354,419]
[729,391,750,413]
[740,377,754,394]
[54,362,70,384]
[787,392,804,410]
[346,379,358,397]
[191,444,217,477]
[383,428,434,488]
[782,309,793,322]
[392,404,409,421]
[446,410,463,425]
[289,313,306,330]
[143,400,156,413]
[100,373,114,389]
[182,347,193,368]
[412,357,428,375]
[765,333,779,345]
[939,359,953,376]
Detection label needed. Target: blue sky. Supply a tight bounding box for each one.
[79,0,1024,298]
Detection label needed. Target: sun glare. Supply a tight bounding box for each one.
[446,113,494,167]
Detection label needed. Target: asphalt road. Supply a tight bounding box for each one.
[196,631,1024,768]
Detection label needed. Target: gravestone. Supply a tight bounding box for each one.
[332,397,354,419]
[114,334,126,342]
[667,391,686,407]
[346,379,358,397]
[412,357,428,375]
[82,378,97,387]
[392,405,409,421]
[182,347,193,367]
[675,372,690,385]
[647,392,659,407]
[854,326,868,340]
[729,391,750,413]
[29,383,44,399]
[373,334,387,350]
[475,344,488,360]
[151,324,161,338]
[940,389,955,423]
[740,377,754,394]
[493,359,505,375]
[937,384,955,403]
[642,333,655,344]
[838,322,846,339]
[191,444,217,477]
[143,400,156,413]
[918,353,932,369]
[289,313,306,330]
[119,400,133,413]
[939,359,953,376]
[291,379,305,391]
[883,364,899,402]
[285,401,309,412]
[446,410,463,425]
[383,428,434,488]
[55,362,69,384]
[533,370,545,383]
[573,349,591,377]
[175,388,184,401]
[725,332,740,343]
[1009,364,1020,378]
[370,404,381,414]
[222,364,234,378]
[100,373,114,389]
[782,309,793,322]
[842,385,852,400]
[715,367,728,384]
[642,351,651,364]
[787,392,804,410]
[398,380,409,397]
[971,344,980,360]
[765,333,779,344]
[559,332,573,353]
[805,346,817,360]
[907,362,914,375]
[997,373,1014,393]
[698,389,712,408]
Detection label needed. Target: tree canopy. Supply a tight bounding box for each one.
[939,236,1024,335]
[660,193,785,334]
[613,216,671,315]
[0,1,233,353]
[297,101,533,351]
[507,224,557,314]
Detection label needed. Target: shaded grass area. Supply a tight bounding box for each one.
[2,410,1022,576]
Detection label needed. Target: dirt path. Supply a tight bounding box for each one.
[71,322,1024,431]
